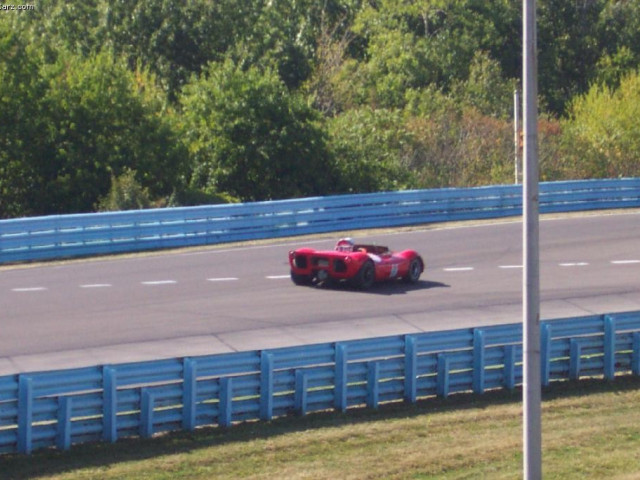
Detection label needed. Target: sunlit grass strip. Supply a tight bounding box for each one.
[4,376,640,479]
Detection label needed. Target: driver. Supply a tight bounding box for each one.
[335,237,355,252]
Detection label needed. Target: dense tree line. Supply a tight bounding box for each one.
[1,0,640,218]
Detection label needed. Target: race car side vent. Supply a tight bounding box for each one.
[333,259,347,273]
[293,255,308,269]
[311,256,330,267]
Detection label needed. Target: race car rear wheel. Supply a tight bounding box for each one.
[403,258,423,283]
[291,271,313,286]
[353,260,375,289]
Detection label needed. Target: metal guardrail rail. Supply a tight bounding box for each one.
[1,178,639,264]
[1,311,639,455]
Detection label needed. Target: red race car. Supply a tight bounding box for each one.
[289,238,424,289]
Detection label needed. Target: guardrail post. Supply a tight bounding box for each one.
[604,315,616,380]
[569,339,581,380]
[57,396,73,451]
[367,361,380,409]
[219,377,233,428]
[473,329,486,394]
[404,335,418,403]
[103,367,118,443]
[182,358,197,431]
[633,332,640,376]
[335,343,348,412]
[17,375,33,454]
[437,354,450,398]
[140,389,155,438]
[541,324,552,386]
[294,370,308,416]
[260,352,274,421]
[503,345,517,390]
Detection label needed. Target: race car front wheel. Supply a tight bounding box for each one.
[403,258,423,283]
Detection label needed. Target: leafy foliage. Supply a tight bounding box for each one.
[559,70,640,179]
[0,24,49,218]
[327,107,415,192]
[405,107,513,188]
[593,1,640,88]
[0,30,185,217]
[181,61,334,201]
[97,168,151,211]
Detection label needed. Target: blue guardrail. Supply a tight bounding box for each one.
[1,310,640,455]
[1,178,639,264]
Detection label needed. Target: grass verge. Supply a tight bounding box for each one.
[2,376,640,479]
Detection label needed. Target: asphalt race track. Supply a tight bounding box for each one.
[1,211,639,374]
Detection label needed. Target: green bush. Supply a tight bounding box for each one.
[97,169,151,211]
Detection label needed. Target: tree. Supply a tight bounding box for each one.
[536,0,603,115]
[97,168,151,211]
[341,0,520,110]
[451,50,517,119]
[405,107,513,189]
[327,107,415,193]
[6,0,105,56]
[303,9,356,116]
[560,70,640,179]
[594,46,637,90]
[0,43,186,217]
[42,51,187,213]
[228,0,362,91]
[181,61,335,201]
[10,0,260,101]
[102,0,259,100]
[0,25,48,218]
[594,1,640,89]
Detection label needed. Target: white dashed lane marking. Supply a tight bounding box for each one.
[9,257,640,293]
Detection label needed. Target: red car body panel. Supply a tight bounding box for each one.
[288,242,424,288]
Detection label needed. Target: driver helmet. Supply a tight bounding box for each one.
[335,237,355,252]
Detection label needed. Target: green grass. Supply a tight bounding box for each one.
[3,377,640,479]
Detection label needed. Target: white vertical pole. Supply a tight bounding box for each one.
[514,89,521,184]
[523,0,541,479]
